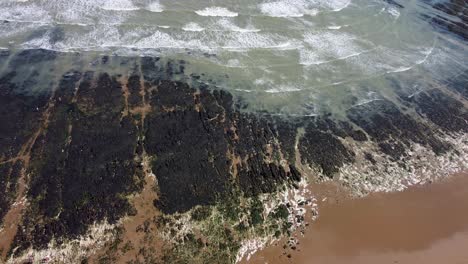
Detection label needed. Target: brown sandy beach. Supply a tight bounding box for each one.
[244,172,468,264]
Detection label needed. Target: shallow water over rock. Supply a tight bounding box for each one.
[0,0,466,115]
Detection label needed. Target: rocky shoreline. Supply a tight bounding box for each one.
[0,47,466,263]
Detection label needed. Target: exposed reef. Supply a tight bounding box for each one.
[0,49,467,263]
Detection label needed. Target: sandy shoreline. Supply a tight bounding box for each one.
[243,172,468,264]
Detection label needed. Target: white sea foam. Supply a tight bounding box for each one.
[300,31,369,66]
[0,0,462,122]
[24,21,294,54]
[235,238,268,263]
[182,22,205,32]
[226,59,242,68]
[222,42,299,51]
[385,44,435,74]
[101,0,139,11]
[133,30,213,51]
[327,0,352,12]
[8,221,116,264]
[21,32,53,50]
[0,22,38,39]
[351,91,382,108]
[36,0,130,25]
[254,78,272,85]
[259,1,305,17]
[387,66,413,73]
[235,89,254,93]
[309,0,352,12]
[134,30,181,49]
[258,0,350,17]
[58,24,122,51]
[387,7,400,18]
[299,49,323,65]
[220,31,297,51]
[0,4,52,23]
[146,1,164,12]
[265,85,302,93]
[195,7,238,17]
[146,29,288,51]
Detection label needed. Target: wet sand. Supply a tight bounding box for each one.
[245,173,468,264]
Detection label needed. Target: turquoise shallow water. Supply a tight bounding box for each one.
[0,0,466,116]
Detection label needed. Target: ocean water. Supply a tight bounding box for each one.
[0,0,466,115]
[0,2,467,262]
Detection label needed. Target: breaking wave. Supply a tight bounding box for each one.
[101,0,139,11]
[195,7,238,17]
[182,22,205,32]
[146,1,164,13]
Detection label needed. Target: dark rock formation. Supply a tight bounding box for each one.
[429,0,468,41]
[145,81,232,214]
[10,71,143,255]
[0,70,51,224]
[299,123,355,176]
[347,98,452,159]
[0,49,466,259]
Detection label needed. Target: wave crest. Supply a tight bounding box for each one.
[195,7,238,17]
